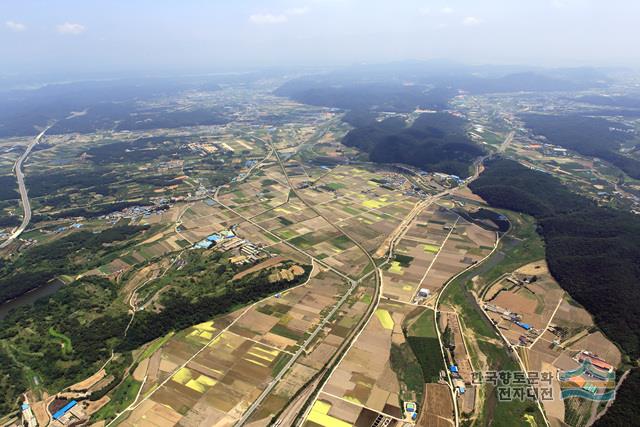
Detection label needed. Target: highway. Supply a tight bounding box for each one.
[0,126,52,250]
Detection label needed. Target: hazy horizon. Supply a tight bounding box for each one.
[2,0,639,79]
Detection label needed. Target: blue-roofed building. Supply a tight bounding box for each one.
[53,400,77,420]
[207,234,222,242]
[195,240,213,249]
[516,321,531,330]
[450,365,459,374]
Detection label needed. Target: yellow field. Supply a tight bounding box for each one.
[308,401,352,427]
[375,309,394,330]
[424,244,440,253]
[388,261,404,274]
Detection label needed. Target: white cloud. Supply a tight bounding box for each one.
[249,13,288,24]
[5,21,26,32]
[56,22,86,35]
[462,16,482,26]
[441,7,454,14]
[419,7,431,15]
[250,6,310,24]
[286,7,310,16]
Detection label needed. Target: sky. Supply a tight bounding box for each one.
[1,0,639,78]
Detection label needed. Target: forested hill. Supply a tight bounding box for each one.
[593,368,640,426]
[276,78,485,177]
[274,81,454,113]
[342,112,484,178]
[274,63,606,111]
[520,114,640,179]
[469,158,640,359]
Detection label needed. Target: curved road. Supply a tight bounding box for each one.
[1,126,52,249]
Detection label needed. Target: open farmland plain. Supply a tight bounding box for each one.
[314,301,425,421]
[300,206,501,427]
[80,104,508,427]
[2,78,622,427]
[99,129,513,427]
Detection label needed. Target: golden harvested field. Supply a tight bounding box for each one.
[303,393,403,427]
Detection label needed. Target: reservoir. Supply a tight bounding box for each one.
[0,279,65,320]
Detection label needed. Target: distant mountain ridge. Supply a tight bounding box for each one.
[275,61,608,110]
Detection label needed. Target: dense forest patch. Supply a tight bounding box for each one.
[0,176,19,201]
[0,225,149,304]
[521,114,640,179]
[594,368,640,426]
[342,112,484,177]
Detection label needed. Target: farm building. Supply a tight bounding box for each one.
[515,321,531,331]
[52,400,77,421]
[578,351,614,372]
[194,240,213,249]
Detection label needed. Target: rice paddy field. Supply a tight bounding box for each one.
[244,277,375,425]
[383,206,496,303]
[217,163,424,280]
[418,383,455,427]
[311,301,425,420]
[116,267,368,426]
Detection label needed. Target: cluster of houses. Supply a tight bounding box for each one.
[483,303,539,345]
[194,227,266,265]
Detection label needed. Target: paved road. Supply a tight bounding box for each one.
[500,130,515,153]
[1,126,52,249]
